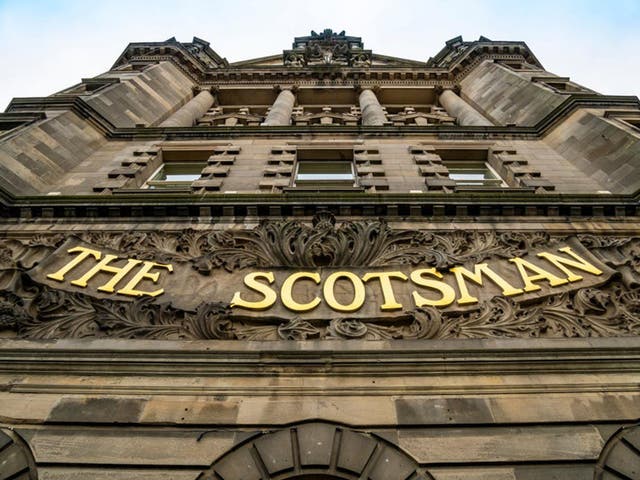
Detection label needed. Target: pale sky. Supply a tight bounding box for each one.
[0,0,639,111]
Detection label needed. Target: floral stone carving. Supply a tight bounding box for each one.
[0,213,639,341]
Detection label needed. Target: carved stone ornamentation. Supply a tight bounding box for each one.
[70,211,556,274]
[1,213,639,341]
[283,29,372,67]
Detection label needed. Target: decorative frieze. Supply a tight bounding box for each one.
[1,214,638,341]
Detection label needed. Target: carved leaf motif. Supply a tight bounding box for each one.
[0,292,27,330]
[232,324,280,341]
[21,287,99,339]
[328,318,368,339]
[3,225,640,341]
[183,302,234,339]
[277,318,320,340]
[93,297,189,340]
[25,234,66,249]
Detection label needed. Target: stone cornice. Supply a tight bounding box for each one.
[1,95,639,218]
[1,190,638,221]
[1,337,639,386]
[7,94,637,141]
[106,36,544,85]
[5,96,632,152]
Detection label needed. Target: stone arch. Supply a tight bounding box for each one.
[197,421,433,480]
[594,423,640,479]
[0,428,38,480]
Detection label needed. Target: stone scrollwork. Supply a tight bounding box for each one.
[283,29,372,67]
[73,212,555,274]
[4,277,640,341]
[1,212,639,341]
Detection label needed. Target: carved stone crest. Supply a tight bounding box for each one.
[283,29,372,67]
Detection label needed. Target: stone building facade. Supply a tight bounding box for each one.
[1,30,640,479]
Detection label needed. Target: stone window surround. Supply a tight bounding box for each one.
[413,143,555,193]
[94,143,237,194]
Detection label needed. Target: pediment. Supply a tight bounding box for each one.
[230,53,426,68]
[231,29,427,68]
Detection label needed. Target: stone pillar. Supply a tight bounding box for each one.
[262,89,296,126]
[159,89,215,127]
[438,89,493,126]
[359,89,387,126]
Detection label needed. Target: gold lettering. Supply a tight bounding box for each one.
[46,246,102,282]
[323,271,365,313]
[362,271,408,311]
[410,268,456,308]
[117,261,173,297]
[450,263,523,305]
[231,272,277,310]
[509,258,568,292]
[536,246,603,282]
[281,272,321,312]
[70,254,142,292]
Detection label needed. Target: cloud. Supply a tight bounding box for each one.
[0,0,638,110]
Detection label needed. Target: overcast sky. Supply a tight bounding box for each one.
[0,0,639,111]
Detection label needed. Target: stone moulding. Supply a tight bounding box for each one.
[1,213,639,341]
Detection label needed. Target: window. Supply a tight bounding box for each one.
[437,148,506,189]
[290,148,359,190]
[146,163,204,188]
[295,161,355,186]
[145,150,210,189]
[447,161,503,186]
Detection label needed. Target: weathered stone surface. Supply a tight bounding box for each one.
[544,109,640,194]
[48,397,146,423]
[460,60,566,126]
[0,110,105,194]
[237,396,397,425]
[429,464,595,480]
[85,62,194,128]
[399,426,604,463]
[38,469,199,480]
[336,429,377,474]
[296,422,335,467]
[22,428,234,466]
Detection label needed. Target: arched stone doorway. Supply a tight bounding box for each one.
[197,421,434,480]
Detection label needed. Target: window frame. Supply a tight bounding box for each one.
[445,160,506,187]
[145,162,205,189]
[293,160,357,187]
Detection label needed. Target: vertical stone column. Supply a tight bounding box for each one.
[359,89,387,126]
[262,89,296,126]
[438,89,493,126]
[159,89,215,127]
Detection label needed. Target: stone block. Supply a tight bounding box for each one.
[336,429,377,475]
[254,429,293,475]
[297,422,335,467]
